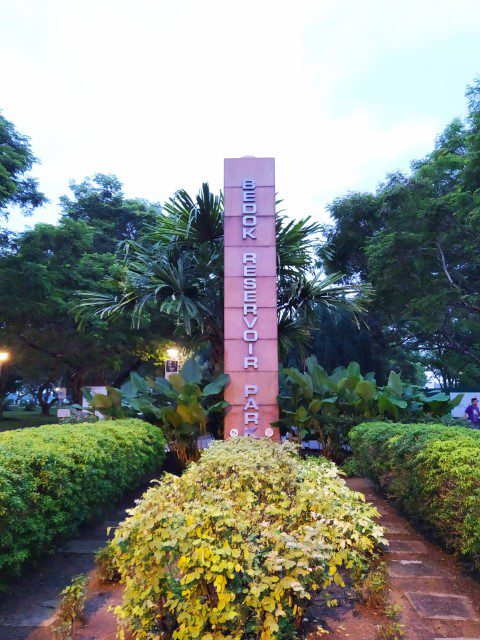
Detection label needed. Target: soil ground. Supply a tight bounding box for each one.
[2,477,479,640]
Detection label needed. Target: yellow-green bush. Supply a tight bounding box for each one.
[112,438,385,639]
[0,419,166,591]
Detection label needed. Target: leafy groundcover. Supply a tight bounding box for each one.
[350,421,480,569]
[112,438,385,640]
[0,418,166,590]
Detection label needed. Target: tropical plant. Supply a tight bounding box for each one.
[80,358,230,463]
[123,358,229,463]
[75,385,125,419]
[276,357,463,458]
[78,184,371,371]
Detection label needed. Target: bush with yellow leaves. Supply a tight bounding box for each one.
[112,438,385,639]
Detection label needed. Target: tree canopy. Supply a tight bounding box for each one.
[321,80,480,388]
[0,175,170,409]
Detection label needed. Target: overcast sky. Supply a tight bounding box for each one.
[2,0,480,231]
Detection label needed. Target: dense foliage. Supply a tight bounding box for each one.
[111,438,385,640]
[350,421,480,570]
[0,112,45,248]
[276,357,461,459]
[321,80,480,387]
[0,418,166,590]
[0,175,168,407]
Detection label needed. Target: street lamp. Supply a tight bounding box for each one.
[0,351,10,377]
[0,351,10,416]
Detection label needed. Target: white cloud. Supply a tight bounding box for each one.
[1,0,479,231]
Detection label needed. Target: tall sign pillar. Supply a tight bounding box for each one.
[223,157,279,440]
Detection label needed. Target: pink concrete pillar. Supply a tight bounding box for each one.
[223,157,279,441]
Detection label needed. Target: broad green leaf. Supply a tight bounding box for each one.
[154,377,175,395]
[202,373,230,396]
[309,399,323,413]
[346,362,361,378]
[207,400,229,413]
[163,407,183,428]
[377,394,398,419]
[387,371,403,396]
[355,380,375,402]
[168,373,185,393]
[130,371,151,395]
[81,387,93,402]
[91,394,112,409]
[106,386,122,403]
[180,358,203,384]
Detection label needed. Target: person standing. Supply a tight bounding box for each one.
[464,397,480,428]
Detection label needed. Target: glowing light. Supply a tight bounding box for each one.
[167,348,179,360]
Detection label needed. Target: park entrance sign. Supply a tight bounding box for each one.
[223,157,279,441]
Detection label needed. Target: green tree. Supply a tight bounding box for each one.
[59,173,160,253]
[0,112,45,248]
[321,80,480,387]
[79,184,369,371]
[0,178,170,410]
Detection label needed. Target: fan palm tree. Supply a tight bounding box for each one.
[78,183,370,371]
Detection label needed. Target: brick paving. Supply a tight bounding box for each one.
[348,478,480,640]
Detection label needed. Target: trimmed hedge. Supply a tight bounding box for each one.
[0,419,166,590]
[112,438,385,640]
[350,422,480,569]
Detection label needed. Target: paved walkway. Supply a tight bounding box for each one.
[0,493,142,640]
[348,478,480,640]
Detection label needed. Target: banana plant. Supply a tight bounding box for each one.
[122,358,229,464]
[75,386,125,419]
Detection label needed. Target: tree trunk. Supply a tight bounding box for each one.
[113,358,143,388]
[69,372,85,405]
[209,326,224,375]
[37,381,56,416]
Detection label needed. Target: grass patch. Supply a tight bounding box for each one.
[0,407,59,431]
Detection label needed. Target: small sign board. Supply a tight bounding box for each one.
[57,408,71,418]
[165,360,179,379]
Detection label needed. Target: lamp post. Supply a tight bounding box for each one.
[0,351,10,418]
[0,351,9,377]
[165,348,179,379]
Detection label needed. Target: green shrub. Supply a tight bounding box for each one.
[0,418,166,591]
[112,438,385,640]
[350,421,480,568]
[95,544,120,584]
[53,574,88,640]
